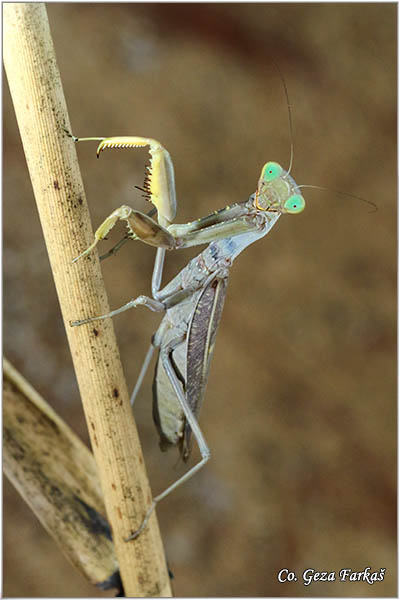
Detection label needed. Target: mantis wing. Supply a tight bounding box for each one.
[152,276,228,462]
[183,276,228,461]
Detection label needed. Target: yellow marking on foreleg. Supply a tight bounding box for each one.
[72,206,133,263]
[95,136,177,225]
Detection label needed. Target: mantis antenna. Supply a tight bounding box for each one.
[270,65,376,212]
[272,60,294,176]
[296,184,378,213]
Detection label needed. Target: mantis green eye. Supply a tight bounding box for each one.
[284,194,305,214]
[263,161,283,182]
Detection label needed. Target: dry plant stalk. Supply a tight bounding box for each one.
[3,357,121,593]
[3,3,172,597]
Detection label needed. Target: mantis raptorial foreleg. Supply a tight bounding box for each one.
[99,236,130,261]
[72,205,176,263]
[66,133,177,223]
[67,133,178,263]
[73,201,261,264]
[98,208,159,262]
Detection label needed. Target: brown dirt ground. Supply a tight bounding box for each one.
[3,3,396,597]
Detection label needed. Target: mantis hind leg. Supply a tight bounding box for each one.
[125,335,210,541]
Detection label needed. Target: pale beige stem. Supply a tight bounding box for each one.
[3,4,172,597]
[3,357,120,593]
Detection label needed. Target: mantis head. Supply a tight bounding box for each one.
[254,161,305,214]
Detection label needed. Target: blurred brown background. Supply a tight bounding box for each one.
[3,3,396,597]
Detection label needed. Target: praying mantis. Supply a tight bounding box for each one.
[68,83,373,540]
[69,128,305,539]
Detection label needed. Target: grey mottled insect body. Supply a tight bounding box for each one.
[153,275,228,460]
